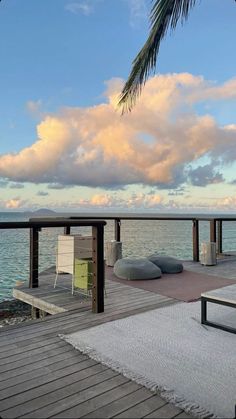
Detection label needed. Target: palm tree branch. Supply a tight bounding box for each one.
[118,0,197,112]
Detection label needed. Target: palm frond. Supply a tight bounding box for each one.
[118,0,197,112]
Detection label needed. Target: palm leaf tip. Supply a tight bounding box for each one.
[119,0,197,112]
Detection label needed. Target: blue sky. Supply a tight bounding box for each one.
[0,0,236,212]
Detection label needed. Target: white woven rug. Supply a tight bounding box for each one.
[61,302,236,418]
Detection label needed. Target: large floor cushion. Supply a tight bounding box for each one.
[148,254,183,274]
[114,257,162,280]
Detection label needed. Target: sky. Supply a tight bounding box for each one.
[0,0,236,212]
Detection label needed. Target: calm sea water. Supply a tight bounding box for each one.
[0,212,236,302]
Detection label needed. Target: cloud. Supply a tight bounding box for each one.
[187,164,224,186]
[0,73,236,190]
[26,100,43,118]
[65,1,93,15]
[74,192,164,209]
[0,180,8,188]
[47,183,71,190]
[187,78,236,104]
[218,196,236,210]
[37,191,49,196]
[9,183,25,189]
[168,187,185,196]
[5,198,24,209]
[126,0,148,28]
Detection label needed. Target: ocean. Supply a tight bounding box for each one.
[0,212,235,302]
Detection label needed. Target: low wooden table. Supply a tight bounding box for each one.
[201,284,236,334]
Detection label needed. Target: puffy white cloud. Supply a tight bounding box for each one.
[0,73,236,190]
[73,192,163,209]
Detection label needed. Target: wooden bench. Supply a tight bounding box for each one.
[201,284,236,334]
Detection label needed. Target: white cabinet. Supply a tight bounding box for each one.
[56,234,92,274]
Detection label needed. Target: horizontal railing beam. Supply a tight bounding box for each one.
[0,219,107,229]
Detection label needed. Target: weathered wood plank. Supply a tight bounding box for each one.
[81,388,152,418]
[0,349,80,381]
[12,289,66,315]
[144,402,182,418]
[0,342,71,373]
[0,297,175,346]
[52,382,149,419]
[0,299,174,346]
[0,341,68,366]
[0,371,124,418]
[13,267,173,316]
[0,358,100,400]
[113,395,166,418]
[33,380,140,419]
[0,278,187,419]
[0,337,61,359]
[0,353,84,391]
[0,362,106,409]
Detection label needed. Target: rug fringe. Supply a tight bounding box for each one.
[60,334,217,419]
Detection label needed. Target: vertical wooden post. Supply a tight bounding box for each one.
[64,226,71,235]
[31,306,40,319]
[29,227,39,288]
[192,219,199,262]
[210,219,216,243]
[217,220,223,254]
[92,224,104,313]
[115,218,121,242]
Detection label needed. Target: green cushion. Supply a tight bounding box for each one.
[74,258,93,290]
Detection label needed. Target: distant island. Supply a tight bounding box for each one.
[23,208,57,216]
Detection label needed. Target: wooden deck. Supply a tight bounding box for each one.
[12,267,92,315]
[0,274,193,419]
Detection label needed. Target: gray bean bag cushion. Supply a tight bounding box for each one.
[148,254,183,274]
[114,257,162,280]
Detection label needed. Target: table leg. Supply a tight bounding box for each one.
[201,297,207,324]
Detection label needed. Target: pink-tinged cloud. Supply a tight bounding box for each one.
[0,73,236,189]
[5,198,24,209]
[74,192,164,209]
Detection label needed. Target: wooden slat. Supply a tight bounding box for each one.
[0,343,71,373]
[81,388,153,418]
[0,349,80,382]
[0,362,106,410]
[113,395,166,418]
[0,299,174,346]
[0,276,189,419]
[0,359,101,400]
[35,380,140,419]
[144,402,182,418]
[12,265,173,316]
[0,353,84,391]
[1,372,125,418]
[0,291,173,339]
[0,337,62,359]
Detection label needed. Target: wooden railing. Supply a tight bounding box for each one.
[0,219,106,313]
[65,214,236,262]
[1,214,236,314]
